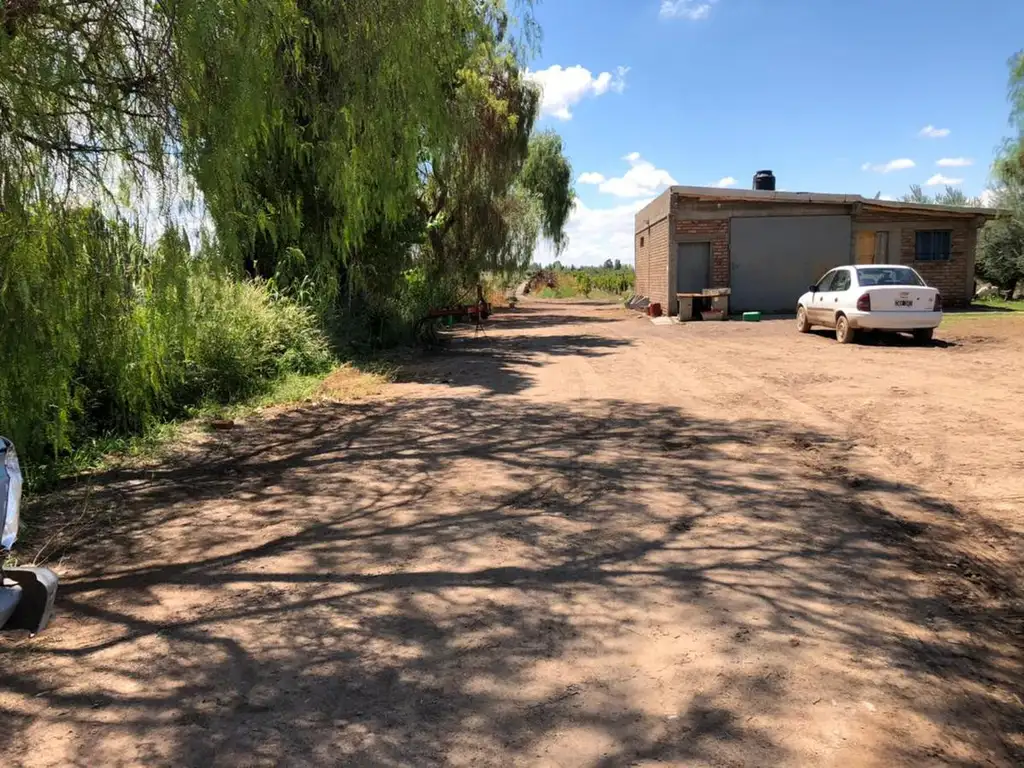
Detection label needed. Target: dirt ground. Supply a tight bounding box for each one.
[3,301,1024,767]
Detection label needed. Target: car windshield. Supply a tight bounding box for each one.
[856,267,925,287]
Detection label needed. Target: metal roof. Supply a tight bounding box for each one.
[667,185,1000,218]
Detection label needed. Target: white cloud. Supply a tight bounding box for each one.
[919,125,950,138]
[861,158,916,173]
[535,198,646,267]
[711,176,737,188]
[577,172,606,185]
[595,153,677,198]
[611,66,630,94]
[526,65,628,120]
[936,157,972,167]
[660,0,718,20]
[925,173,964,186]
[980,189,998,207]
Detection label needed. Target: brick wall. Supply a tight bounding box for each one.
[635,231,649,297]
[856,212,909,223]
[899,225,971,306]
[647,219,670,309]
[674,218,730,288]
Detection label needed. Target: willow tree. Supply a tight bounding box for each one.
[519,131,575,254]
[976,51,1024,292]
[416,53,574,290]
[998,51,1024,187]
[900,185,978,206]
[0,0,535,269]
[181,0,538,311]
[0,0,196,459]
[0,0,316,460]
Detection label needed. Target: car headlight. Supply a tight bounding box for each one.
[1,437,22,551]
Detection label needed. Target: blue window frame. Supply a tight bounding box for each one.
[915,230,952,261]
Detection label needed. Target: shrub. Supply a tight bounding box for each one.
[0,205,334,472]
[180,276,333,404]
[977,202,1024,293]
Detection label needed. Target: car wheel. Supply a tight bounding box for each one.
[913,328,934,345]
[835,314,855,344]
[796,306,811,333]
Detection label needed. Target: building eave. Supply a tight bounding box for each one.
[666,185,1002,219]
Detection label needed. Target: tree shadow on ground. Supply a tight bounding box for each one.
[3,394,1022,766]
[487,306,624,332]
[394,330,633,395]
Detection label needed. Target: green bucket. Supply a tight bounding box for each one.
[742,311,762,323]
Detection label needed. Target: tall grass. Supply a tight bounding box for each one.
[0,203,332,479]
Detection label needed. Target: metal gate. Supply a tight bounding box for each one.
[676,242,711,294]
[729,215,852,313]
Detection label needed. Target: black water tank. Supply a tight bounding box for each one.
[753,170,776,191]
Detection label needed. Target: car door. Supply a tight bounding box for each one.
[820,268,852,328]
[809,270,837,323]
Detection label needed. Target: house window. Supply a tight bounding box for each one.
[640,236,645,247]
[915,230,952,261]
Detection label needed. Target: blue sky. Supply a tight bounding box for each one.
[527,0,1024,265]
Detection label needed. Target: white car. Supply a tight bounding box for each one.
[796,264,942,344]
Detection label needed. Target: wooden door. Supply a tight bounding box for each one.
[856,231,875,264]
[874,231,890,264]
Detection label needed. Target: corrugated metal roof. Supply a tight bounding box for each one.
[667,185,1000,218]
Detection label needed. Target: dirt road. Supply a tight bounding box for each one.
[3,301,1023,766]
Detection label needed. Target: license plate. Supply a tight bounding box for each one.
[895,300,913,307]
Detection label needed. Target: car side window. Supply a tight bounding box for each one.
[831,270,851,292]
[816,271,837,291]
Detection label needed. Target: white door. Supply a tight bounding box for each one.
[810,270,837,323]
[819,268,852,327]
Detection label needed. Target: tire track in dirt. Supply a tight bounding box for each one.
[4,300,1022,768]
[500,301,1024,765]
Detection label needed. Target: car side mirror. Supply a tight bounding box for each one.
[809,285,818,293]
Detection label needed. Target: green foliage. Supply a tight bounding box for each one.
[589,267,636,295]
[973,297,1024,312]
[896,182,1024,292]
[977,188,1024,291]
[998,51,1024,187]
[0,0,546,302]
[181,274,334,404]
[576,272,592,297]
[976,53,1024,293]
[0,0,576,480]
[413,50,575,304]
[537,284,577,299]
[536,265,635,298]
[187,0,542,309]
[900,185,979,206]
[418,49,540,282]
[0,205,331,471]
[0,0,178,190]
[519,132,575,253]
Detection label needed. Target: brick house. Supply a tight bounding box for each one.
[634,185,997,314]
